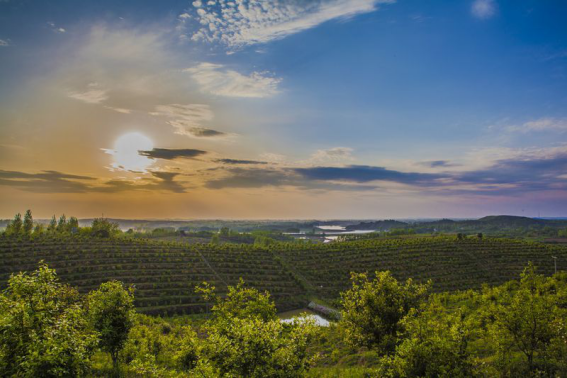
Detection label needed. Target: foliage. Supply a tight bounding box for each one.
[198,280,316,377]
[382,304,477,377]
[87,281,136,367]
[91,217,120,238]
[340,271,430,351]
[0,263,98,377]
[487,263,567,375]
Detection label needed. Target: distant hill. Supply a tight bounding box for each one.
[345,215,567,235]
[345,219,408,231]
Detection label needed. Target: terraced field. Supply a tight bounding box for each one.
[1,235,566,314]
[0,236,305,315]
[277,237,567,301]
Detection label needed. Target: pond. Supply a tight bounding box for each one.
[278,308,331,327]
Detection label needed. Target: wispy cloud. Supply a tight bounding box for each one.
[68,83,108,104]
[508,117,567,133]
[471,0,497,20]
[47,22,66,33]
[186,0,395,48]
[139,148,207,160]
[185,63,281,98]
[150,104,228,138]
[310,147,354,163]
[0,39,9,47]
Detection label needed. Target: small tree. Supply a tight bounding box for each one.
[68,216,80,233]
[197,280,315,377]
[57,214,67,233]
[91,218,120,238]
[87,281,135,370]
[340,271,430,351]
[22,210,33,236]
[385,304,477,377]
[491,263,559,373]
[33,222,44,235]
[6,213,22,236]
[47,215,57,233]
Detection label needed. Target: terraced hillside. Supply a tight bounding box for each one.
[0,235,305,315]
[276,237,567,301]
[1,235,566,314]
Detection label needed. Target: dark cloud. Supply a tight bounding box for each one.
[294,165,444,184]
[419,160,457,168]
[188,127,227,137]
[0,170,95,193]
[0,169,187,194]
[139,148,207,160]
[214,158,268,165]
[205,167,380,191]
[206,168,288,189]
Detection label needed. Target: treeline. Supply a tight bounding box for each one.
[3,210,120,238]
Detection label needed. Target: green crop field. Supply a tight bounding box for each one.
[1,234,566,315]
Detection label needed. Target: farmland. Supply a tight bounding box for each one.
[1,233,565,315]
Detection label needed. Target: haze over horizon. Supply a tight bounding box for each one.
[1,0,566,219]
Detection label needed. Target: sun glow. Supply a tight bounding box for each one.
[109,132,154,172]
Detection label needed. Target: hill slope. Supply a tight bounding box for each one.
[1,235,566,314]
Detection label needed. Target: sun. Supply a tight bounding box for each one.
[110,132,154,172]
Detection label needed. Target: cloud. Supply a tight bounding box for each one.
[205,166,381,191]
[0,39,9,47]
[471,0,496,20]
[0,170,95,193]
[310,147,354,162]
[187,0,395,48]
[294,165,443,184]
[185,63,281,98]
[419,160,457,168]
[0,169,188,193]
[508,118,567,133]
[214,158,268,165]
[48,22,66,33]
[139,148,207,160]
[150,104,228,138]
[68,83,108,104]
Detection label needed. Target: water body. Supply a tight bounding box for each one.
[278,308,330,327]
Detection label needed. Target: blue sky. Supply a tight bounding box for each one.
[0,0,566,219]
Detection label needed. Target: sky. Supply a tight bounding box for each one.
[0,0,566,219]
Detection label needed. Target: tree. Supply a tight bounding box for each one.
[340,271,430,351]
[68,216,80,233]
[47,215,57,233]
[87,281,135,370]
[5,213,22,236]
[210,234,220,245]
[219,227,230,237]
[197,280,315,377]
[22,210,33,236]
[91,218,120,238]
[57,214,67,233]
[0,263,97,376]
[384,304,477,377]
[491,263,560,373]
[33,222,44,235]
